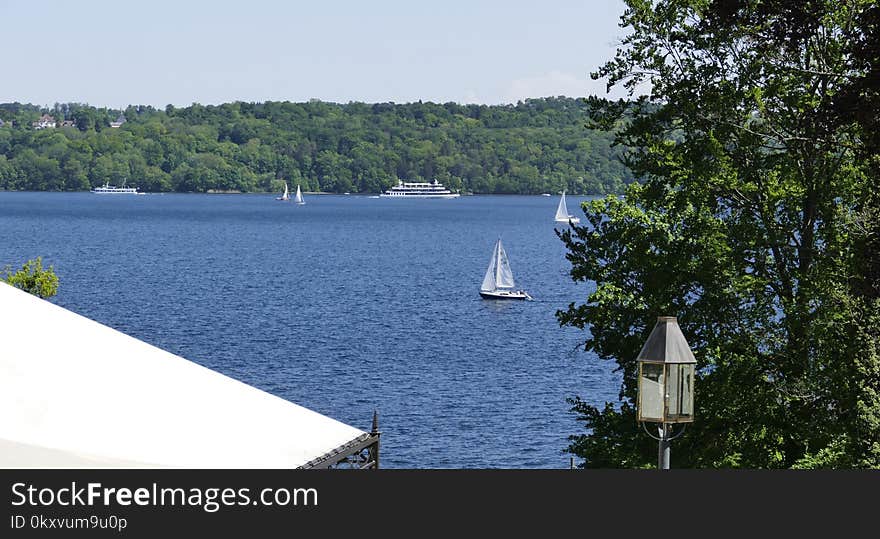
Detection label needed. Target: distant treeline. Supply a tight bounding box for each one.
[0,98,634,194]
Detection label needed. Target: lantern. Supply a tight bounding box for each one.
[636,316,696,424]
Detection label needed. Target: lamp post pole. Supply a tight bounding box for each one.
[658,424,670,470]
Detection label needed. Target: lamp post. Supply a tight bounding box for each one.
[636,316,696,470]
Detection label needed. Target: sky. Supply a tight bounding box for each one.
[1,0,632,108]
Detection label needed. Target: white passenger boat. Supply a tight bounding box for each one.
[91,181,138,194]
[380,179,459,198]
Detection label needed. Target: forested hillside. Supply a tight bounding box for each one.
[0,97,633,194]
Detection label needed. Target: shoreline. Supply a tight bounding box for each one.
[0,189,599,197]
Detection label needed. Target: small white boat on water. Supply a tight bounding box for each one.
[277,182,290,201]
[479,238,531,300]
[294,185,305,205]
[554,191,580,224]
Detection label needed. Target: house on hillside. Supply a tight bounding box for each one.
[109,114,126,128]
[59,119,75,128]
[32,114,56,129]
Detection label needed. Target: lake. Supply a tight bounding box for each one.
[0,192,621,468]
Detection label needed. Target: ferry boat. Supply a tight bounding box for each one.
[380,179,460,198]
[91,181,139,194]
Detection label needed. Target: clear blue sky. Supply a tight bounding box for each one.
[1,0,630,108]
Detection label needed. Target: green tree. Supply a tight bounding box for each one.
[2,97,634,194]
[0,155,15,189]
[559,0,880,468]
[72,108,96,132]
[3,257,59,299]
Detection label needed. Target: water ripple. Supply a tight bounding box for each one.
[0,192,621,468]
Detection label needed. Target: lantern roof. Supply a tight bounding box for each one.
[636,316,696,364]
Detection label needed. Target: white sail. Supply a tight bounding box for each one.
[294,185,304,204]
[555,191,580,223]
[278,182,290,200]
[555,191,569,221]
[494,240,515,289]
[482,239,516,291]
[479,238,530,300]
[481,241,498,292]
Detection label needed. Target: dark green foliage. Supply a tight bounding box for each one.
[3,257,58,299]
[559,0,880,468]
[0,98,633,194]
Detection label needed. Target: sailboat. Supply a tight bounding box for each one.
[294,184,305,205]
[277,182,290,201]
[479,238,532,300]
[554,191,580,224]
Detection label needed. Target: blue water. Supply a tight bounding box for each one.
[0,192,620,468]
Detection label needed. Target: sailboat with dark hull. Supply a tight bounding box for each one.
[277,182,290,201]
[479,239,531,300]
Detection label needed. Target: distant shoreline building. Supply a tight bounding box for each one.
[110,114,126,128]
[32,114,56,129]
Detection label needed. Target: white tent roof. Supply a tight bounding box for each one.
[0,282,367,468]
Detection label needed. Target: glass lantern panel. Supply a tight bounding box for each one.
[666,364,680,416]
[638,363,665,422]
[679,364,695,417]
